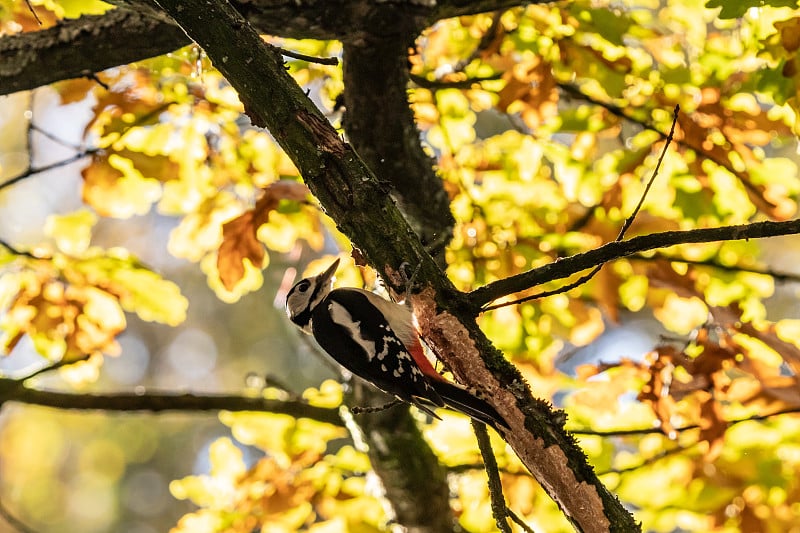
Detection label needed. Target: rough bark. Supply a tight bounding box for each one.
[337,13,457,529]
[343,35,455,266]
[148,0,641,529]
[347,382,456,533]
[0,9,187,95]
[0,0,539,96]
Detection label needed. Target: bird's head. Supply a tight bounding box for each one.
[285,258,340,333]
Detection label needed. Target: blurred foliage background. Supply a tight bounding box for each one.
[3,0,800,531]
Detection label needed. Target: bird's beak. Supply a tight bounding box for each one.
[317,257,340,285]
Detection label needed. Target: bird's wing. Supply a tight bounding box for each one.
[313,289,445,409]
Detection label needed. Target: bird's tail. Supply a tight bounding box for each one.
[430,380,509,430]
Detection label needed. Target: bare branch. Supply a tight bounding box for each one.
[0,151,96,192]
[0,240,38,259]
[23,0,42,26]
[408,72,503,90]
[470,218,800,309]
[0,382,342,425]
[30,122,83,150]
[559,83,774,209]
[0,0,537,97]
[0,497,35,533]
[507,508,538,533]
[595,445,692,477]
[150,0,640,526]
[630,252,800,283]
[473,420,512,533]
[480,106,679,311]
[278,47,338,65]
[569,406,800,437]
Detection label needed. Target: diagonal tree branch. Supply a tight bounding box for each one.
[148,0,639,530]
[469,219,800,309]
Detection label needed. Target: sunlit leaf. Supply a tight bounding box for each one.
[44,209,97,256]
[82,154,162,218]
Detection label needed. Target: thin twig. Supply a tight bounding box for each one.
[569,405,800,437]
[595,443,692,476]
[31,123,82,151]
[409,72,503,90]
[23,0,42,25]
[0,151,97,192]
[279,48,339,66]
[455,10,506,71]
[351,399,402,414]
[507,508,537,533]
[0,497,35,533]
[17,359,76,381]
[617,105,680,238]
[26,93,35,175]
[560,83,768,202]
[630,252,800,283]
[472,420,512,533]
[82,71,110,91]
[481,105,679,311]
[0,239,37,259]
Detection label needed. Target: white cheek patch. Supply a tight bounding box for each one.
[329,301,378,360]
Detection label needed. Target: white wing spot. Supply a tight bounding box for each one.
[329,301,377,361]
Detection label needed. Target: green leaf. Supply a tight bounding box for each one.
[44,209,98,255]
[706,0,797,19]
[69,254,188,326]
[104,265,188,326]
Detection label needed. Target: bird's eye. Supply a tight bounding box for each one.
[297,280,311,292]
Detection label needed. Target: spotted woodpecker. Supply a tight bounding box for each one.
[285,258,507,429]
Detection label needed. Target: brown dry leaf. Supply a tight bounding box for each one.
[86,69,162,138]
[688,329,735,380]
[638,347,679,436]
[3,276,125,363]
[81,154,161,218]
[117,149,180,182]
[54,79,97,105]
[217,182,310,290]
[647,259,701,299]
[739,321,800,376]
[81,155,124,214]
[675,97,794,220]
[594,264,621,323]
[497,57,558,129]
[253,181,310,228]
[775,17,800,53]
[696,390,727,461]
[218,211,265,291]
[221,450,321,532]
[10,3,59,32]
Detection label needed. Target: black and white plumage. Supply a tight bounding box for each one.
[285,258,507,429]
